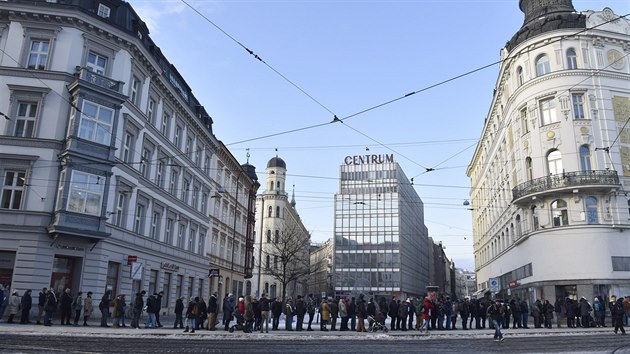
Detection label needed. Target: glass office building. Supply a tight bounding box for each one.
[333,154,430,299]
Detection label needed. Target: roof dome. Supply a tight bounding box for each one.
[267,157,286,169]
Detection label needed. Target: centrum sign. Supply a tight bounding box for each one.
[344,154,394,165]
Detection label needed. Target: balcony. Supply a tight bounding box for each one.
[512,170,620,204]
[73,66,124,94]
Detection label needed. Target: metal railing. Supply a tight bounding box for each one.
[512,170,619,200]
[76,67,123,93]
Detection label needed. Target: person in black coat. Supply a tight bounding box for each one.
[44,290,57,326]
[271,298,283,330]
[59,288,73,325]
[174,296,184,329]
[207,292,218,330]
[388,296,399,330]
[37,288,47,325]
[99,290,111,327]
[131,291,145,329]
[155,291,164,327]
[20,289,33,324]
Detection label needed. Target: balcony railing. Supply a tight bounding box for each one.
[512,170,619,201]
[75,67,123,93]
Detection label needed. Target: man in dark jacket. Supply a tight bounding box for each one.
[20,289,33,324]
[44,289,57,326]
[460,298,470,329]
[388,296,399,330]
[306,294,316,331]
[37,288,47,325]
[329,297,339,331]
[295,295,305,331]
[207,292,218,330]
[520,299,530,329]
[223,293,234,331]
[59,288,73,325]
[155,291,164,327]
[100,290,111,327]
[131,290,145,329]
[349,297,357,331]
[259,293,270,333]
[173,296,184,329]
[356,294,367,332]
[487,299,504,341]
[271,298,283,330]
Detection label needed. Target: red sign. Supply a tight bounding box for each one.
[127,255,138,266]
[509,280,519,288]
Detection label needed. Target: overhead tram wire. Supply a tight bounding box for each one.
[223,12,630,146]
[180,0,336,117]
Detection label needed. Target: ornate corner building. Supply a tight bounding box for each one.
[467,1,630,301]
[0,0,259,314]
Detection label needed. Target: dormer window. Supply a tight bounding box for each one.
[98,4,111,18]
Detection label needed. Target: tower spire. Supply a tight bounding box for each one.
[291,184,296,207]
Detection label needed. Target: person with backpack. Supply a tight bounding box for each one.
[487,299,505,342]
[593,296,606,327]
[184,296,199,333]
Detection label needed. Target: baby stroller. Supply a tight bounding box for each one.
[228,311,251,333]
[367,314,389,333]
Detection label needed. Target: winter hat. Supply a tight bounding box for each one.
[594,298,599,302]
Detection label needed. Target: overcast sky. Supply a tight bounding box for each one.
[126,0,630,271]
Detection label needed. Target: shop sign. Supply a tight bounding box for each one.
[127,255,138,266]
[161,262,179,272]
[344,153,394,166]
[55,243,85,252]
[208,269,220,278]
[509,280,519,288]
[130,262,143,280]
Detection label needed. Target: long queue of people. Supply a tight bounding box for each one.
[2,283,627,336]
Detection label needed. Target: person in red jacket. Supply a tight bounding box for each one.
[237,297,245,315]
[421,296,433,333]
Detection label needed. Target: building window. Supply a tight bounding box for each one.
[182,179,190,203]
[201,192,208,214]
[535,54,551,76]
[14,101,38,138]
[134,203,145,234]
[572,93,585,119]
[147,98,156,125]
[551,199,569,227]
[204,154,211,176]
[130,76,141,106]
[265,255,270,269]
[586,196,599,224]
[516,66,524,86]
[525,157,533,181]
[520,107,528,135]
[211,233,218,256]
[169,169,179,195]
[140,147,151,178]
[67,171,104,215]
[274,230,279,244]
[540,98,558,126]
[188,229,196,252]
[547,150,563,175]
[78,100,114,145]
[148,270,158,296]
[150,211,161,240]
[177,223,186,248]
[174,125,182,149]
[266,229,271,243]
[122,132,134,163]
[97,4,111,18]
[165,218,174,244]
[27,39,50,70]
[155,160,165,187]
[275,206,280,218]
[86,51,107,75]
[161,112,171,137]
[268,206,272,217]
[114,192,127,227]
[273,256,278,270]
[198,229,206,255]
[580,145,592,171]
[186,135,194,160]
[531,206,539,231]
[1,171,25,209]
[106,262,120,298]
[566,48,578,70]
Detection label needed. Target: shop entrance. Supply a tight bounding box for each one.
[50,256,81,295]
[0,251,16,288]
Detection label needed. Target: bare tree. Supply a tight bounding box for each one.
[259,221,311,303]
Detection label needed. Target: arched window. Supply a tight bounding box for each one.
[266,229,271,243]
[547,150,563,175]
[276,181,280,189]
[245,281,251,296]
[551,199,569,226]
[531,206,539,230]
[580,145,592,171]
[275,206,280,218]
[264,282,269,295]
[526,157,533,181]
[270,181,274,191]
[265,255,270,269]
[517,66,524,86]
[586,196,599,224]
[270,284,276,298]
[274,230,279,243]
[536,54,551,76]
[515,215,522,237]
[268,206,272,217]
[566,48,578,69]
